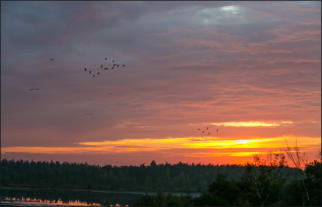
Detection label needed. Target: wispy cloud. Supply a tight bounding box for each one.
[210,121,293,127]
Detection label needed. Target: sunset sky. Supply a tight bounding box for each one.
[1,1,321,166]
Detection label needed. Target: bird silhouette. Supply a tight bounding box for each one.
[49,58,54,61]
[28,88,40,96]
[82,57,128,79]
[29,88,40,91]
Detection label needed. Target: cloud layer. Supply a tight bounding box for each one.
[1,1,321,165]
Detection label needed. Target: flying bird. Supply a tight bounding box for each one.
[82,58,128,79]
[49,58,54,61]
[29,88,40,91]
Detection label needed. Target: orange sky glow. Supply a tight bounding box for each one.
[3,135,320,166]
[1,1,321,167]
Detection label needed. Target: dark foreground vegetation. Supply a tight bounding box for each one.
[1,159,298,192]
[134,160,321,206]
[1,157,321,206]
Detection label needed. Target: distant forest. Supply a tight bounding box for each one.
[0,158,321,206]
[0,159,300,192]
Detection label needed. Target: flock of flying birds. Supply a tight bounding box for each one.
[27,57,127,94]
[28,57,220,138]
[28,88,40,95]
[196,126,220,137]
[83,57,126,78]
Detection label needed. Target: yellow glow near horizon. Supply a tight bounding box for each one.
[79,137,285,150]
[210,121,293,127]
[80,137,182,146]
[185,151,261,157]
[185,150,303,158]
[182,138,285,149]
[3,136,320,157]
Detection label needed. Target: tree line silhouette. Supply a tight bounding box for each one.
[0,156,320,206]
[0,159,299,193]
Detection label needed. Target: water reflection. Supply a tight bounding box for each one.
[0,187,135,206]
[1,187,199,206]
[1,197,101,206]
